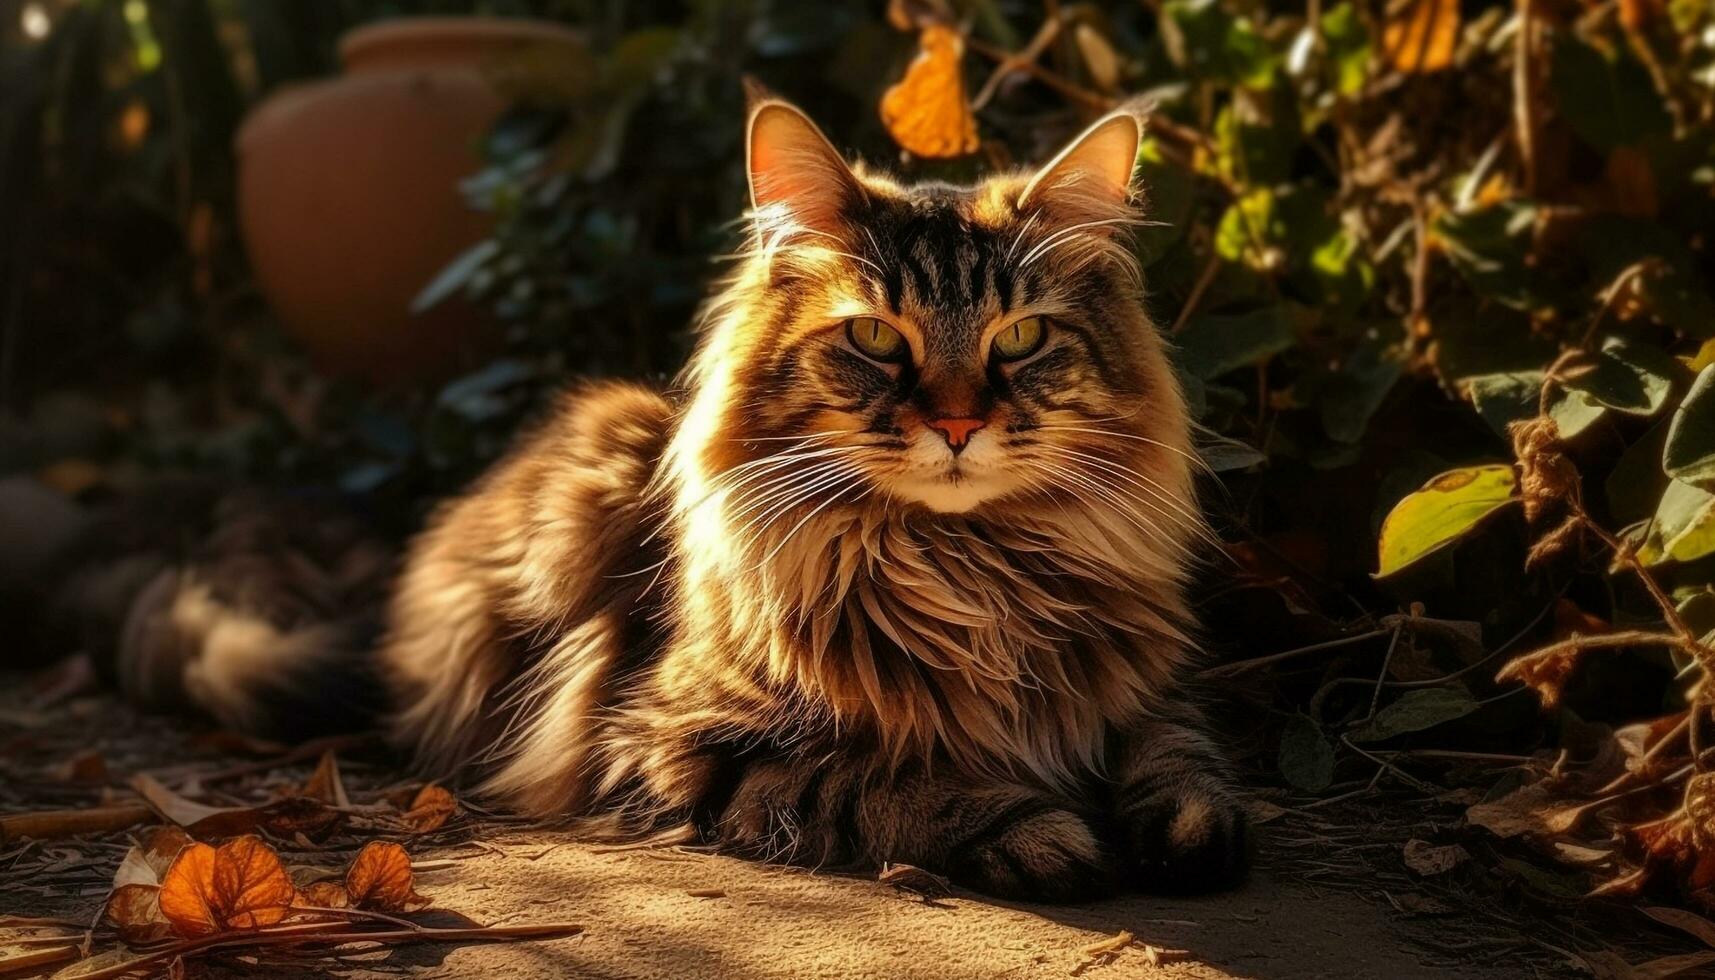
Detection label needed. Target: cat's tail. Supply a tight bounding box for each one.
[1,476,391,740]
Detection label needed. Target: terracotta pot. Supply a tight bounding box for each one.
[236,17,584,386]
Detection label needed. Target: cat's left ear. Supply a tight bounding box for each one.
[1018,108,1144,226]
[746,98,862,238]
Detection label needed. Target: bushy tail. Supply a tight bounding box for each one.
[2,477,391,740]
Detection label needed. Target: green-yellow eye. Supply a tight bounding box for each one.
[992,316,1047,361]
[846,317,907,362]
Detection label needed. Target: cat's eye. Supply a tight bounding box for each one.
[846,317,908,362]
[992,316,1048,362]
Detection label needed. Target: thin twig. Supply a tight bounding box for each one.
[1197,628,1393,680]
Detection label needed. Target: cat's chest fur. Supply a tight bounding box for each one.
[680,502,1192,785]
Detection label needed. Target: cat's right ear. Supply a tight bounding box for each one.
[746,100,860,238]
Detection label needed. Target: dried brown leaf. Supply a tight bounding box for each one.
[50,751,107,784]
[1466,783,1588,838]
[345,841,426,911]
[400,784,458,834]
[131,774,340,838]
[103,884,169,945]
[296,879,350,910]
[300,752,350,808]
[1642,906,1715,950]
[1402,839,1469,876]
[1497,643,1583,710]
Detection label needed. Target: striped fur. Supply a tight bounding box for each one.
[95,100,1251,900]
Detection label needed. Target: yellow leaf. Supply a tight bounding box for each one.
[1376,464,1518,576]
[880,24,979,159]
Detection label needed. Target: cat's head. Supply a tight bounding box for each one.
[676,96,1193,532]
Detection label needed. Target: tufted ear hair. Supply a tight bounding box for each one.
[746,98,862,239]
[1018,107,1144,231]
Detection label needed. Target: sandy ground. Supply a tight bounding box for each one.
[0,687,1654,979]
[349,837,1537,980]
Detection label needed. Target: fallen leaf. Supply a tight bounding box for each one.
[131,774,340,839]
[213,837,297,928]
[158,836,295,938]
[400,784,458,833]
[300,752,350,808]
[1466,783,1588,838]
[1402,839,1469,876]
[50,751,108,784]
[878,862,952,900]
[1626,952,1715,980]
[880,24,979,159]
[1381,0,1458,73]
[1643,906,1715,949]
[104,827,195,944]
[296,879,350,910]
[157,842,219,938]
[104,885,168,945]
[345,841,427,911]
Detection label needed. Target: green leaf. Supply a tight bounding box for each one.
[412,239,500,315]
[1677,591,1715,644]
[1550,35,1673,152]
[1560,339,1676,418]
[1464,372,1606,442]
[1214,187,1279,267]
[1606,421,1672,526]
[1319,340,1402,444]
[1666,367,1715,487]
[1174,306,1294,380]
[1213,84,1300,186]
[1199,436,1267,472]
[1434,203,1545,312]
[1376,464,1519,576]
[1320,3,1370,96]
[1278,714,1335,792]
[1162,0,1279,88]
[1348,688,1480,742]
[1644,480,1715,565]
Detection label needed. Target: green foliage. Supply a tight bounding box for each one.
[1376,465,1517,577]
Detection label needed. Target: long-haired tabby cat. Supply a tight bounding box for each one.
[29,94,1250,901]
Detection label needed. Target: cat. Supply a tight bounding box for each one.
[34,94,1250,901]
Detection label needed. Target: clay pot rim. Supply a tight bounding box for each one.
[339,16,586,69]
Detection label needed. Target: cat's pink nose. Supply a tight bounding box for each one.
[926,417,986,453]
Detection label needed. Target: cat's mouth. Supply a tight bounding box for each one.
[882,443,1021,513]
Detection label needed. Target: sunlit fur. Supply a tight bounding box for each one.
[367,102,1245,899]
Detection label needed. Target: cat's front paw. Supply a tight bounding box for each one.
[1118,780,1251,894]
[943,804,1117,903]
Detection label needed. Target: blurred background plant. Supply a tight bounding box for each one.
[7,0,1715,940]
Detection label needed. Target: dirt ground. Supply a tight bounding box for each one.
[0,682,1698,979]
